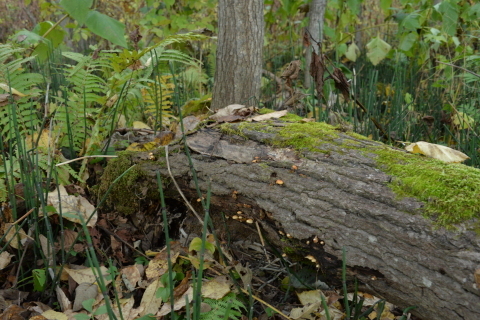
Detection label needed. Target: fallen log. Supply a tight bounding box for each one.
[98,119,480,320]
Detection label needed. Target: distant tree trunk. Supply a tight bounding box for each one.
[211,0,264,111]
[304,0,327,89]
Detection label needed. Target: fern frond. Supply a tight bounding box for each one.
[200,292,246,320]
[141,75,176,128]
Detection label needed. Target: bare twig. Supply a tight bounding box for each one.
[436,60,480,78]
[165,145,204,225]
[56,155,118,167]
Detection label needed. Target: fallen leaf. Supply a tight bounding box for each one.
[153,131,175,146]
[96,297,135,320]
[145,250,179,280]
[296,290,325,306]
[290,301,322,320]
[210,104,246,120]
[47,185,97,227]
[0,251,13,270]
[201,275,232,300]
[248,110,288,122]
[139,279,163,316]
[234,263,252,290]
[173,271,191,300]
[39,234,55,266]
[405,141,470,163]
[157,287,194,316]
[122,265,142,292]
[72,283,98,311]
[3,223,32,249]
[0,83,28,97]
[64,266,111,287]
[175,115,201,137]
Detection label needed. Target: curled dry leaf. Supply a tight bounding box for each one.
[47,185,97,227]
[0,251,13,270]
[406,141,470,163]
[209,104,246,121]
[248,110,288,122]
[3,223,32,249]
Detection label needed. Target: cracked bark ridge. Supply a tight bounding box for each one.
[127,124,479,320]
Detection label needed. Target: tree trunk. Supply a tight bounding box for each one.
[304,0,327,89]
[211,0,264,110]
[101,121,480,320]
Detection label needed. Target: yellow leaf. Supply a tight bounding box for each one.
[452,111,474,130]
[0,83,27,97]
[405,141,469,163]
[133,121,152,130]
[201,275,232,300]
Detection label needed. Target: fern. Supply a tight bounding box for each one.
[141,75,176,128]
[0,44,43,142]
[199,292,246,320]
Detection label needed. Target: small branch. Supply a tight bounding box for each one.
[165,145,204,225]
[436,60,480,78]
[56,155,118,167]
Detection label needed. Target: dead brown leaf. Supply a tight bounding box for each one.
[173,270,191,300]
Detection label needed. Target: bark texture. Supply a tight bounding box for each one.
[105,123,480,320]
[304,0,327,88]
[211,0,264,110]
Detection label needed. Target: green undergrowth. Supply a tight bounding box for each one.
[221,116,480,230]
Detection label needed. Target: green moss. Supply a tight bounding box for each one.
[258,108,275,114]
[274,122,340,152]
[97,152,147,215]
[280,113,304,121]
[374,146,480,228]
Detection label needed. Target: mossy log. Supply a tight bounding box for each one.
[100,120,480,320]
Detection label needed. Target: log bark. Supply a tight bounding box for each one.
[104,122,480,320]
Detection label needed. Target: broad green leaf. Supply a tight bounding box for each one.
[439,1,459,36]
[345,42,360,62]
[93,305,108,316]
[366,37,391,65]
[380,0,392,13]
[33,269,46,291]
[336,43,347,58]
[400,12,422,32]
[85,11,127,48]
[470,3,480,17]
[347,0,361,15]
[32,21,65,46]
[399,32,418,52]
[82,298,95,313]
[60,0,93,25]
[189,237,215,254]
[165,0,175,8]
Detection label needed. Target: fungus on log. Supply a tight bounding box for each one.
[99,120,480,320]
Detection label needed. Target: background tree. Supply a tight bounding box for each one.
[211,0,264,110]
[304,0,327,89]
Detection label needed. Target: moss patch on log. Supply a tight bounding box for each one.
[221,116,480,229]
[375,147,480,228]
[97,152,149,215]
